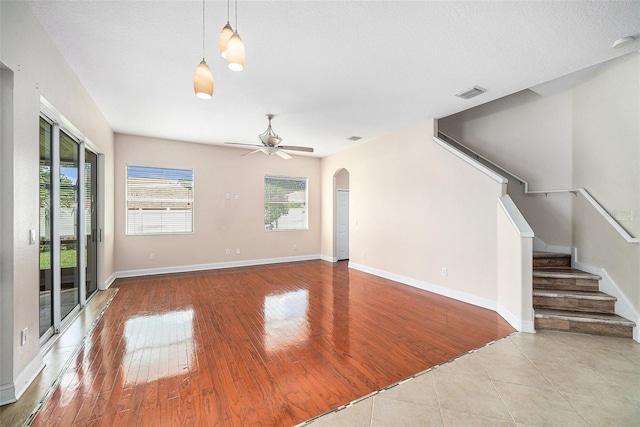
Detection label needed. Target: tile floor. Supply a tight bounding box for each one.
[304,331,640,427]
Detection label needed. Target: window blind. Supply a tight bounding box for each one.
[126,165,194,235]
[264,175,308,231]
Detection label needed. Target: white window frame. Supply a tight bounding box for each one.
[264,175,308,231]
[126,165,194,235]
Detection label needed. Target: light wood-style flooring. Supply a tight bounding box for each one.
[27,260,514,426]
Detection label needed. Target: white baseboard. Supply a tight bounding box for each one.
[497,304,535,333]
[533,237,571,254]
[348,262,498,312]
[320,254,337,263]
[115,254,322,280]
[349,262,532,332]
[572,255,639,343]
[99,273,116,290]
[0,353,45,405]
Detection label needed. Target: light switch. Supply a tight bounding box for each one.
[29,229,37,245]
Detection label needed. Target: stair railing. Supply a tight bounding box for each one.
[436,131,638,244]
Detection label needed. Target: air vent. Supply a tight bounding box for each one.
[347,136,362,141]
[455,86,487,100]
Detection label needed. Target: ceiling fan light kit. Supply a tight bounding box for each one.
[225,114,314,159]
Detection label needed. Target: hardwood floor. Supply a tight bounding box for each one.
[30,261,514,426]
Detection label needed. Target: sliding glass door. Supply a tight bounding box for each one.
[39,115,99,340]
[85,149,98,299]
[39,118,54,337]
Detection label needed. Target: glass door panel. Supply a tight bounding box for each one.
[39,117,54,337]
[60,131,80,321]
[85,149,98,299]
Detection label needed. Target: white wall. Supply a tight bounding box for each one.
[0,1,114,403]
[439,89,573,247]
[114,134,321,274]
[321,120,510,312]
[438,52,640,317]
[572,53,640,313]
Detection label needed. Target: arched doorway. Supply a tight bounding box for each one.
[334,169,350,261]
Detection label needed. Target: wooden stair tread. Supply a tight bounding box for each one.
[533,290,616,301]
[533,267,601,280]
[533,251,571,258]
[535,309,636,327]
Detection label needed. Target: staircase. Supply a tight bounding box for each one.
[533,252,636,338]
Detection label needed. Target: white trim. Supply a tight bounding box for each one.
[432,136,508,184]
[497,304,536,333]
[498,195,534,238]
[0,354,45,405]
[348,262,497,311]
[572,253,639,343]
[532,237,572,255]
[115,255,322,279]
[438,132,638,244]
[100,273,117,290]
[320,254,337,263]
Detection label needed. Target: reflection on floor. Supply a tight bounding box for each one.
[0,288,117,427]
[307,331,640,426]
[8,261,638,426]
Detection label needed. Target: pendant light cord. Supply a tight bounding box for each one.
[227,0,230,23]
[234,0,238,30]
[202,0,206,59]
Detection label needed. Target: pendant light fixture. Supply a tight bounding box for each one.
[226,0,245,71]
[194,0,213,99]
[219,0,234,58]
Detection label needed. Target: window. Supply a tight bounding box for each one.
[126,165,194,235]
[264,175,308,231]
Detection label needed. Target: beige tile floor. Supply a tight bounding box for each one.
[304,331,640,427]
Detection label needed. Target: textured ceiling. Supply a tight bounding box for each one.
[27,1,640,158]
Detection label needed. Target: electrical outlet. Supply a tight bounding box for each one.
[442,267,448,276]
[225,249,231,255]
[362,251,367,259]
[293,244,297,250]
[234,194,239,200]
[21,328,27,346]
[149,253,155,261]
[236,248,240,254]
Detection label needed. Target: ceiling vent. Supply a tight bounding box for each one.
[455,86,487,100]
[347,136,362,141]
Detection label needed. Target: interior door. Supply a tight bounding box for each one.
[336,189,349,261]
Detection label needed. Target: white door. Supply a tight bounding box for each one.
[336,190,349,260]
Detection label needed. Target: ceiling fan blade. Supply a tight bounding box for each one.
[275,150,292,160]
[225,142,263,148]
[278,145,314,153]
[241,149,262,157]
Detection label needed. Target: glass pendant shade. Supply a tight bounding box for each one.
[226,32,245,71]
[194,60,214,99]
[219,23,234,58]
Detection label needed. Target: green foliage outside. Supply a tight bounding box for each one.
[264,177,306,229]
[40,247,77,270]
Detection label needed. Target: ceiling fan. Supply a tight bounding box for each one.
[225,114,314,159]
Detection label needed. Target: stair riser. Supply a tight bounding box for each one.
[533,257,571,268]
[533,277,599,292]
[535,318,633,338]
[533,296,615,314]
